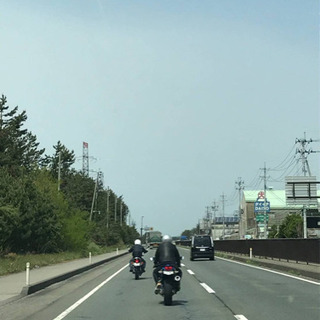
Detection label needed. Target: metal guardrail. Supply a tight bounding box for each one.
[176,239,320,264]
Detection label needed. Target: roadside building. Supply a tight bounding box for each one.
[240,189,320,239]
[199,217,239,240]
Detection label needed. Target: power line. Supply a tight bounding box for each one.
[246,169,261,189]
[269,143,296,171]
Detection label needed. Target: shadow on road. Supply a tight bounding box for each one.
[158,300,188,306]
[129,276,153,280]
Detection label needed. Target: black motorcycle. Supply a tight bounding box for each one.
[130,257,145,280]
[151,258,182,306]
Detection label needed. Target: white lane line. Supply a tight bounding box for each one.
[52,264,128,320]
[187,269,195,275]
[181,263,185,267]
[234,315,248,320]
[200,282,215,294]
[218,257,320,286]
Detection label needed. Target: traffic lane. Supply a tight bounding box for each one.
[193,258,319,320]
[56,251,236,320]
[0,254,132,320]
[180,248,320,320]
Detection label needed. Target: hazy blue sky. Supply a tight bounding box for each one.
[1,1,319,235]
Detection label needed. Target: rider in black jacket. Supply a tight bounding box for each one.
[153,235,182,293]
[128,239,148,272]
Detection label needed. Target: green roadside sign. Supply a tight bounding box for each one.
[255,214,269,222]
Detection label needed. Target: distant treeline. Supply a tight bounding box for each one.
[0,94,139,255]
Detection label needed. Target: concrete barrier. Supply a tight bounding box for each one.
[21,251,129,296]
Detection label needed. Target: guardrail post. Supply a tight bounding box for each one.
[116,248,119,255]
[26,262,30,286]
[89,252,92,264]
[249,248,253,260]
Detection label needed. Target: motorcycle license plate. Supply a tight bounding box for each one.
[163,271,174,275]
[133,263,140,266]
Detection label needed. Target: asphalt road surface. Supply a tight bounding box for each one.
[0,247,319,320]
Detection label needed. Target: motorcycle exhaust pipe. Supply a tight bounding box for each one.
[174,275,181,281]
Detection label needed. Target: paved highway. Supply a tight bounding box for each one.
[0,247,319,320]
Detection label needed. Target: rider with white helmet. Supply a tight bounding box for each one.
[128,239,148,272]
[152,234,182,294]
[162,235,172,242]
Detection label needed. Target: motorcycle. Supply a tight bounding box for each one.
[130,256,145,280]
[151,257,183,306]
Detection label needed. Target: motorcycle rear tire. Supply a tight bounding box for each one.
[163,281,173,306]
[135,272,140,280]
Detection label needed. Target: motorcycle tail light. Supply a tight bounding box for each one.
[135,259,140,263]
[164,266,173,271]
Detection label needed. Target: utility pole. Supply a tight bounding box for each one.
[211,201,219,240]
[114,196,117,222]
[58,151,61,191]
[128,210,131,226]
[90,171,100,221]
[221,193,226,239]
[120,199,123,227]
[205,206,212,235]
[106,187,110,228]
[235,177,244,239]
[295,132,317,176]
[263,163,267,239]
[295,133,319,238]
[140,216,144,237]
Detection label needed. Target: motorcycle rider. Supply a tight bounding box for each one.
[152,235,182,294]
[128,239,148,272]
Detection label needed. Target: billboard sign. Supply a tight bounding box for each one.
[254,201,270,213]
[285,176,319,206]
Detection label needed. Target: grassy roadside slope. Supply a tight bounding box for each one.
[0,245,127,276]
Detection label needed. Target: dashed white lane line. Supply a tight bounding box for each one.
[183,263,249,320]
[200,282,215,294]
[52,264,128,320]
[181,263,185,267]
[234,315,248,320]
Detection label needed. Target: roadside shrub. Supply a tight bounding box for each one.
[61,210,91,251]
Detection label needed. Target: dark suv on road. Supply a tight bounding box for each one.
[190,235,215,261]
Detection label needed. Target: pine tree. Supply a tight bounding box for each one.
[0,95,45,174]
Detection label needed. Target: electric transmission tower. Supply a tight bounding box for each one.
[82,141,89,176]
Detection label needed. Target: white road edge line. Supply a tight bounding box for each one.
[200,282,215,294]
[218,257,320,286]
[187,269,195,275]
[234,315,248,320]
[52,264,128,320]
